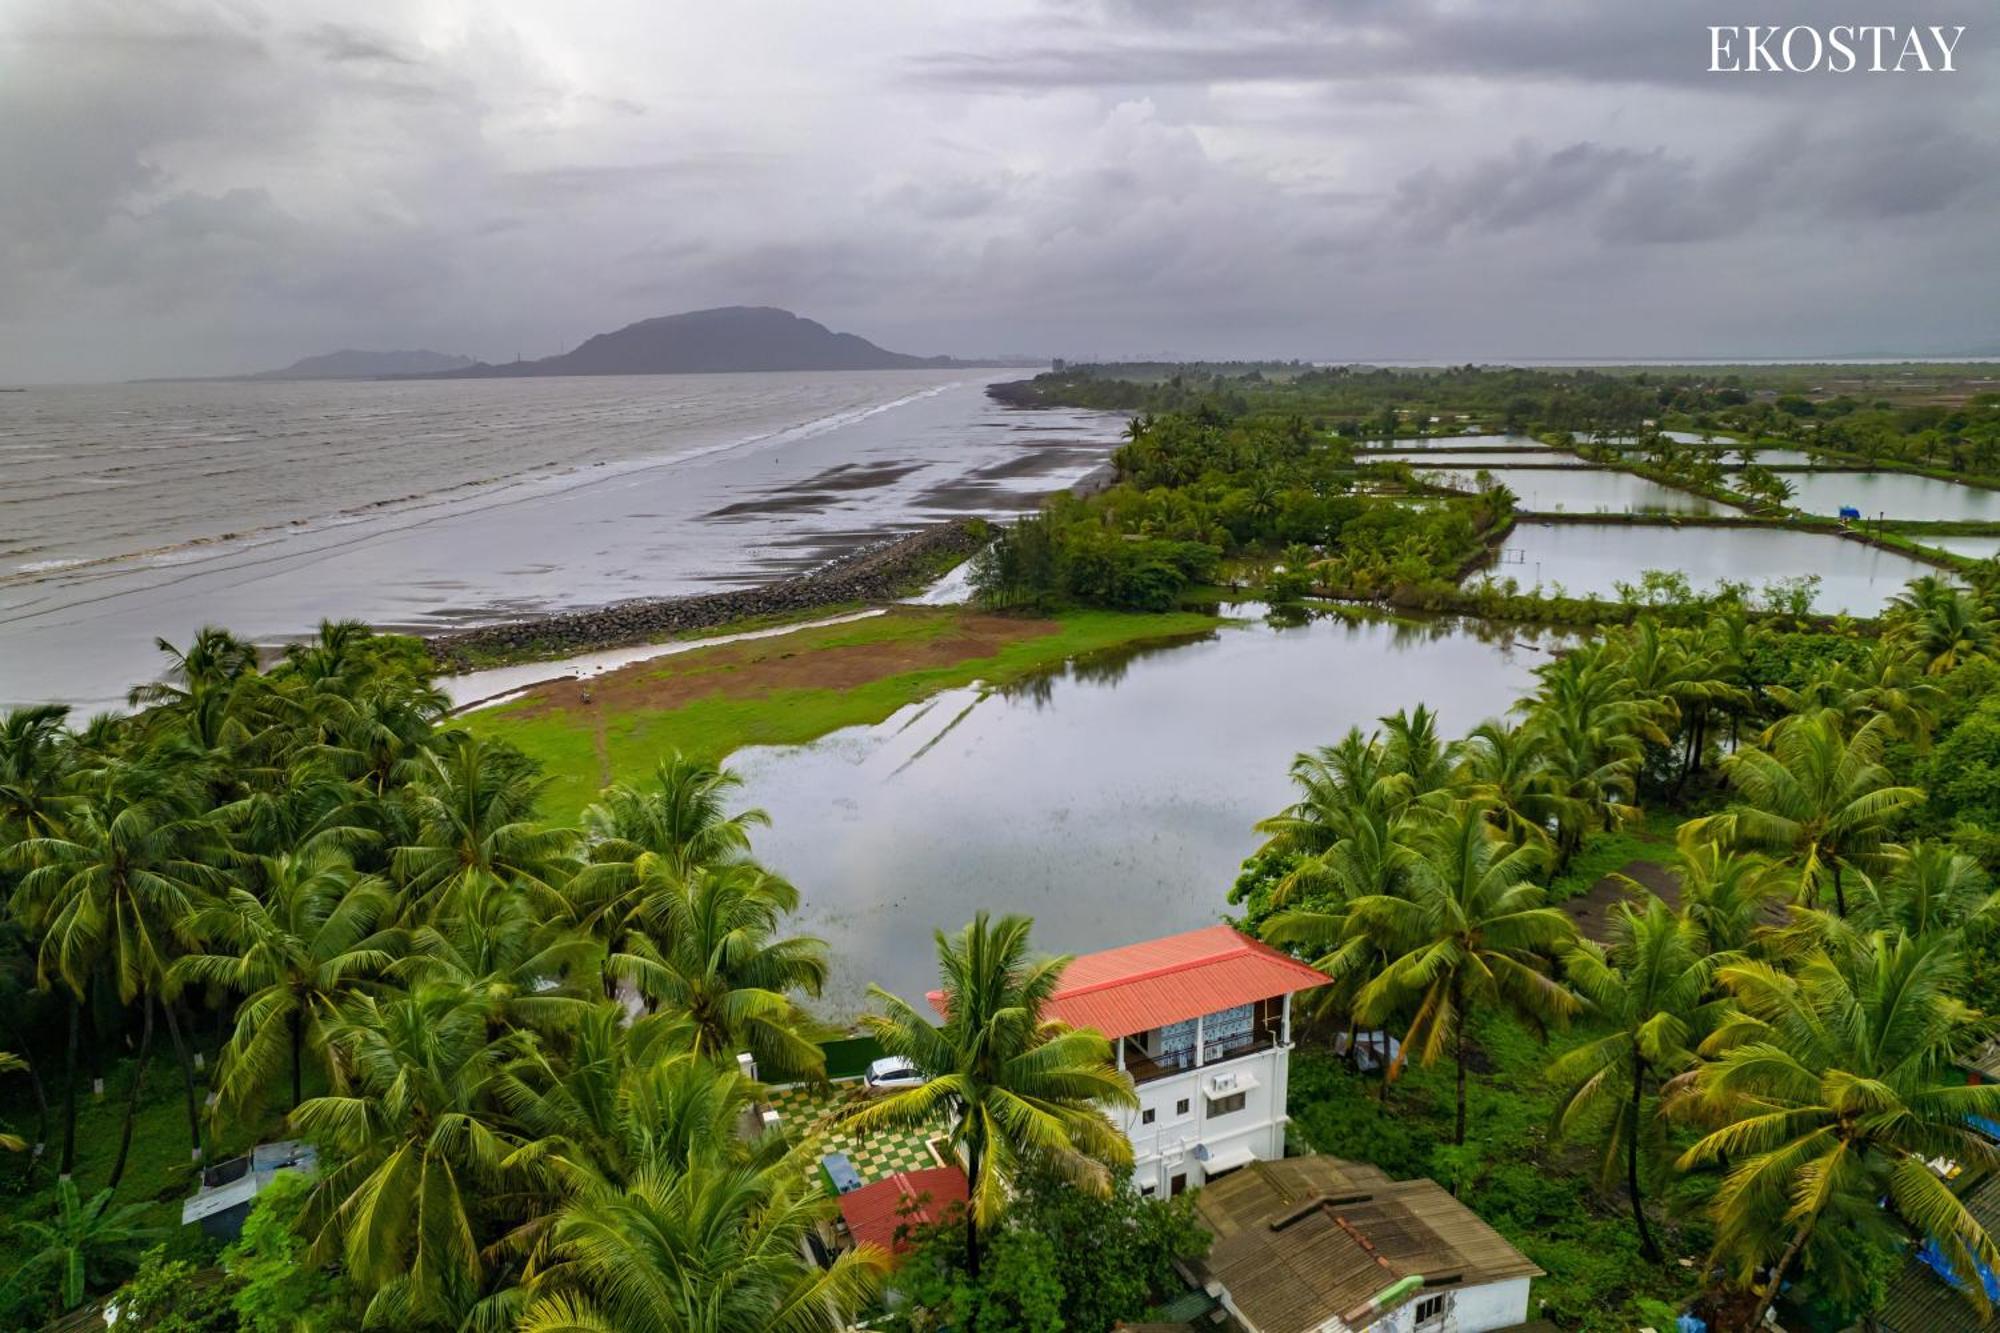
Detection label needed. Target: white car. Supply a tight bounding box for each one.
[1332,1030,1402,1074]
[864,1056,926,1090]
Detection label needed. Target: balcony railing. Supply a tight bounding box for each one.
[1119,1004,1284,1084]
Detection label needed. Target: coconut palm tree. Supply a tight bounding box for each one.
[515,1155,890,1333]
[10,764,225,1170]
[1671,841,1785,956]
[391,733,578,921]
[291,980,547,1328]
[1348,807,1578,1146]
[1458,718,1560,851]
[173,849,399,1111]
[0,1178,163,1312]
[1686,709,1922,916]
[1521,648,1662,867]
[1887,576,1999,674]
[1551,897,1731,1261]
[1676,933,2000,1328]
[605,863,828,1081]
[495,1003,728,1192]
[0,704,74,842]
[568,754,775,948]
[843,913,1136,1277]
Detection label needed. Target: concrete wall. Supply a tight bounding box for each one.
[1115,1045,1290,1195]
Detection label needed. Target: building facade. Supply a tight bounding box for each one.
[1023,925,1328,1197]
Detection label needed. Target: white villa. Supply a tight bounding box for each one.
[1029,924,1327,1197]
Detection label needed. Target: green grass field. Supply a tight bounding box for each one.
[466,606,1227,818]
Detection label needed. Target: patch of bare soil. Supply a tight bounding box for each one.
[503,611,1058,721]
[1561,860,1682,942]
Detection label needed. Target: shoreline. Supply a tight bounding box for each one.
[427,518,992,674]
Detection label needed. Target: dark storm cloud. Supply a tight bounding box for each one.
[0,0,1994,378]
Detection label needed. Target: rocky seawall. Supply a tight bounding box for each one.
[427,520,990,672]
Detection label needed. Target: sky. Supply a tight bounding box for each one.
[2,0,1995,380]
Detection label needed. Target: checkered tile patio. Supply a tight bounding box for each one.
[766,1079,949,1185]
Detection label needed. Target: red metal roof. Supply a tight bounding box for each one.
[838,1166,968,1255]
[926,925,1326,1040]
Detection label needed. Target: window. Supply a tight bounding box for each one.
[1141,1108,1155,1125]
[1414,1293,1449,1326]
[1170,1173,1187,1197]
[1175,1098,1190,1116]
[1210,1091,1247,1117]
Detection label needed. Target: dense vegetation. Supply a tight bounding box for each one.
[971,410,1514,611]
[997,362,2000,476]
[0,627,1187,1332]
[10,361,2000,1331]
[1226,578,2000,1329]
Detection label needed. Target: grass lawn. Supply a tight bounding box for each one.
[466,605,1227,818]
[0,1036,308,1322]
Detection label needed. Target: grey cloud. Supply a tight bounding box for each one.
[302,23,416,65]
[0,0,1994,378]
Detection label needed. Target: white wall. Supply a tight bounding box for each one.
[1115,1045,1290,1195]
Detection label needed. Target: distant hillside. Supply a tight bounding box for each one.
[433,307,956,377]
[252,349,474,379]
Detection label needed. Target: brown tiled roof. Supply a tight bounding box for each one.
[1189,1157,1542,1333]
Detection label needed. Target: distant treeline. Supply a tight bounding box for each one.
[991,363,2000,473]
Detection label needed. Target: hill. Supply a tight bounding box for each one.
[250,349,474,379]
[433,306,955,377]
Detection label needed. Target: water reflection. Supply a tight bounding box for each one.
[1485,522,1936,614]
[732,612,1559,1018]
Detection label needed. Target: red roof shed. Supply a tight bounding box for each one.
[839,1166,969,1255]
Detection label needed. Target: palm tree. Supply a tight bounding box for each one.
[290,981,545,1328]
[392,733,578,921]
[0,1178,163,1311]
[1458,719,1560,851]
[0,704,73,841]
[1676,933,2000,1328]
[1551,898,1730,1261]
[606,864,829,1081]
[1522,648,1661,867]
[1887,576,1999,674]
[569,754,775,948]
[843,913,1136,1277]
[173,849,399,1111]
[1348,807,1579,1146]
[515,1156,890,1333]
[1672,842,1785,956]
[1687,709,1922,916]
[10,765,225,1171]
[496,1004,731,1191]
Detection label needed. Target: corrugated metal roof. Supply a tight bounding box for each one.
[839,1166,968,1255]
[1189,1156,1543,1333]
[1876,1173,2000,1331]
[926,925,1327,1040]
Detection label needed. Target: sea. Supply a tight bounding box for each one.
[0,370,1120,711]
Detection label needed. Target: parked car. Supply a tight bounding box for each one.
[1331,1030,1401,1074]
[864,1056,926,1090]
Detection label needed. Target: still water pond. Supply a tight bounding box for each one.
[1376,450,1584,467]
[1919,535,2000,562]
[732,614,1558,1017]
[1418,467,1720,515]
[1773,471,2000,521]
[1482,523,1937,614]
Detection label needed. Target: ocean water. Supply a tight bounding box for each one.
[0,371,1118,709]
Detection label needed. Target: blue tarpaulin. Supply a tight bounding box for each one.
[1917,1237,2000,1301]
